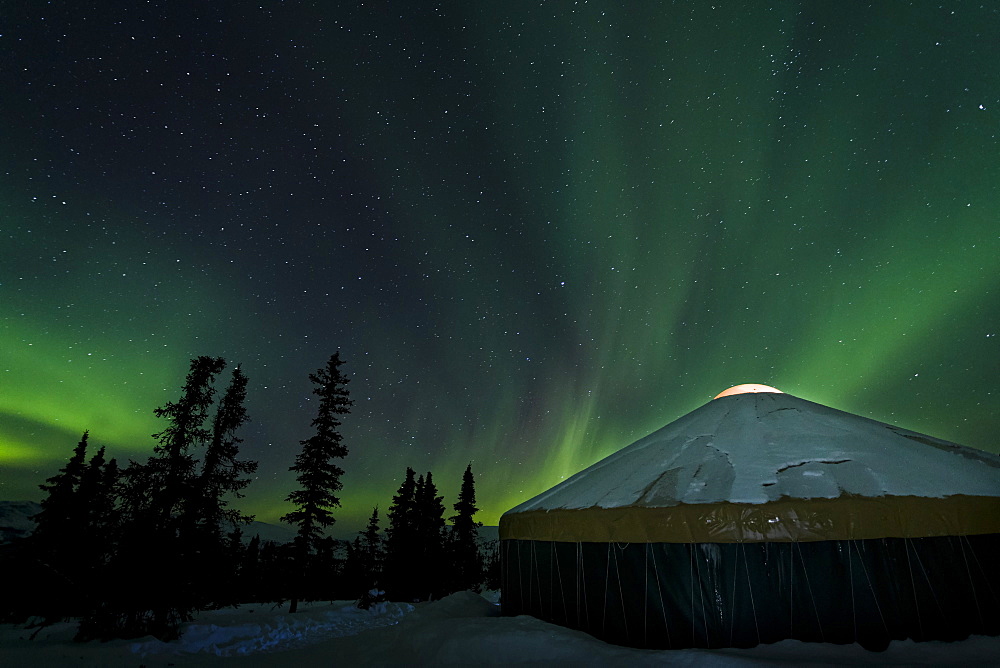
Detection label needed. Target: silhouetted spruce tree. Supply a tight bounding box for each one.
[312,535,342,600]
[237,533,290,604]
[71,448,122,639]
[281,352,353,612]
[91,454,120,546]
[343,537,365,598]
[344,507,385,600]
[448,463,483,593]
[255,538,292,603]
[76,445,108,523]
[76,446,120,566]
[16,433,121,626]
[97,356,227,640]
[195,365,254,532]
[384,467,418,600]
[212,527,247,605]
[77,356,257,640]
[360,506,384,586]
[28,431,92,621]
[32,431,90,547]
[239,534,263,601]
[189,365,255,604]
[116,357,226,529]
[413,472,447,600]
[147,356,227,525]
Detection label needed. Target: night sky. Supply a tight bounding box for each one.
[3,2,998,535]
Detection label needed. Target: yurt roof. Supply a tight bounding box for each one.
[501,387,1000,543]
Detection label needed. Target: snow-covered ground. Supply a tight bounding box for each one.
[2,591,997,667]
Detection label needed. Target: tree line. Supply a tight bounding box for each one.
[0,352,496,641]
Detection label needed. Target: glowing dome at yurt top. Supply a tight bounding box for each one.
[713,383,783,399]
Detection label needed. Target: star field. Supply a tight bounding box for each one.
[2,2,998,534]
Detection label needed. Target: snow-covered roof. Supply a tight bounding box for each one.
[508,391,1000,514]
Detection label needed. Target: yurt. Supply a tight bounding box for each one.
[499,385,1000,650]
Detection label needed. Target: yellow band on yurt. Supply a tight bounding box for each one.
[499,495,1000,543]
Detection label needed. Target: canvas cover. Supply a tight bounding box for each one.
[500,389,1000,649]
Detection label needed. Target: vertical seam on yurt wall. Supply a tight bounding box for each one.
[849,539,858,642]
[614,543,629,642]
[515,540,525,615]
[847,540,889,636]
[689,545,696,646]
[576,542,583,629]
[787,543,794,639]
[910,537,946,618]
[578,542,589,630]
[904,536,924,638]
[728,544,739,646]
[957,536,983,626]
[741,542,761,646]
[554,540,569,624]
[603,543,611,635]
[516,540,531,610]
[850,540,888,635]
[644,544,649,646]
[548,541,554,620]
[795,541,824,641]
[692,544,710,647]
[651,544,672,647]
[531,540,543,617]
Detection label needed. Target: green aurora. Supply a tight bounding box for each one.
[2,2,997,534]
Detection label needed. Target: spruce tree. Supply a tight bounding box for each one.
[33,432,89,539]
[281,352,353,611]
[75,446,115,564]
[189,365,255,605]
[76,445,107,515]
[343,537,365,599]
[345,506,384,599]
[96,456,120,533]
[448,463,483,593]
[130,356,226,525]
[360,506,384,582]
[192,367,255,547]
[100,356,227,640]
[75,447,119,534]
[414,472,447,600]
[25,433,122,626]
[75,357,256,640]
[71,447,121,636]
[240,534,263,601]
[347,509,386,607]
[29,431,91,620]
[152,356,226,633]
[384,467,417,600]
[91,455,120,563]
